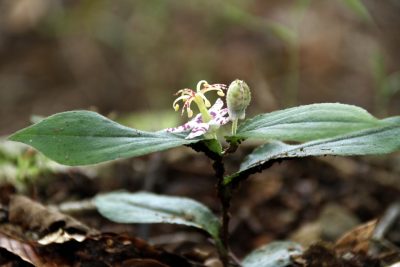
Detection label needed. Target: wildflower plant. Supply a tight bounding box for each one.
[9,80,400,267]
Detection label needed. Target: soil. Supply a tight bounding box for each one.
[0,145,399,266]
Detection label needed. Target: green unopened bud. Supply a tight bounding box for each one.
[227,79,251,120]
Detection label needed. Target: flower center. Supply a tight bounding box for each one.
[172,80,226,124]
[193,95,212,123]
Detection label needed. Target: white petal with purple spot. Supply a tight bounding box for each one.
[164,98,229,139]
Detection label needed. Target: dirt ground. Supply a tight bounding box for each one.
[0,143,399,266]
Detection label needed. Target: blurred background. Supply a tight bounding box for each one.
[1,0,400,135]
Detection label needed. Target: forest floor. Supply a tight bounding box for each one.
[0,142,399,266]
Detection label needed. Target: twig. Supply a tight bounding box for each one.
[50,199,96,214]
[370,202,400,256]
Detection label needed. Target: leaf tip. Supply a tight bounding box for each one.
[7,131,23,142]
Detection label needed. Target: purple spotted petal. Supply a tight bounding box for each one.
[165,98,229,139]
[166,113,202,133]
[187,123,210,139]
[209,98,224,113]
[216,108,228,118]
[209,107,229,126]
[211,116,230,126]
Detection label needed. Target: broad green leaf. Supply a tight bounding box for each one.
[242,241,303,267]
[384,116,400,124]
[9,111,196,166]
[236,103,386,142]
[95,191,221,240]
[225,123,400,185]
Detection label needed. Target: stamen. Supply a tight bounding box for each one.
[200,84,226,98]
[172,95,189,109]
[197,92,211,108]
[187,108,193,118]
[196,80,208,92]
[212,83,227,89]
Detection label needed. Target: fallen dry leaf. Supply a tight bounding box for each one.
[334,219,378,254]
[0,195,196,266]
[0,232,54,266]
[8,195,99,241]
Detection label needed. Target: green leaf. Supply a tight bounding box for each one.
[236,103,386,142]
[226,123,400,185]
[242,241,303,267]
[384,116,400,124]
[9,111,196,166]
[94,191,221,240]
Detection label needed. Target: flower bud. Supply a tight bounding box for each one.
[226,79,251,120]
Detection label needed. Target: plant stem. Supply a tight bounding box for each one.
[188,141,235,266]
[231,119,238,135]
[219,189,231,264]
[213,158,232,267]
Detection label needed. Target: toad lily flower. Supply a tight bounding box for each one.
[166,80,229,139]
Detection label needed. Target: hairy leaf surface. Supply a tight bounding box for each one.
[9,111,195,165]
[226,123,400,185]
[237,103,385,142]
[95,192,221,240]
[242,241,302,267]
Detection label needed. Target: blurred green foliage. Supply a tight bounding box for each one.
[341,0,373,23]
[0,139,58,191]
[372,51,400,116]
[0,0,399,135]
